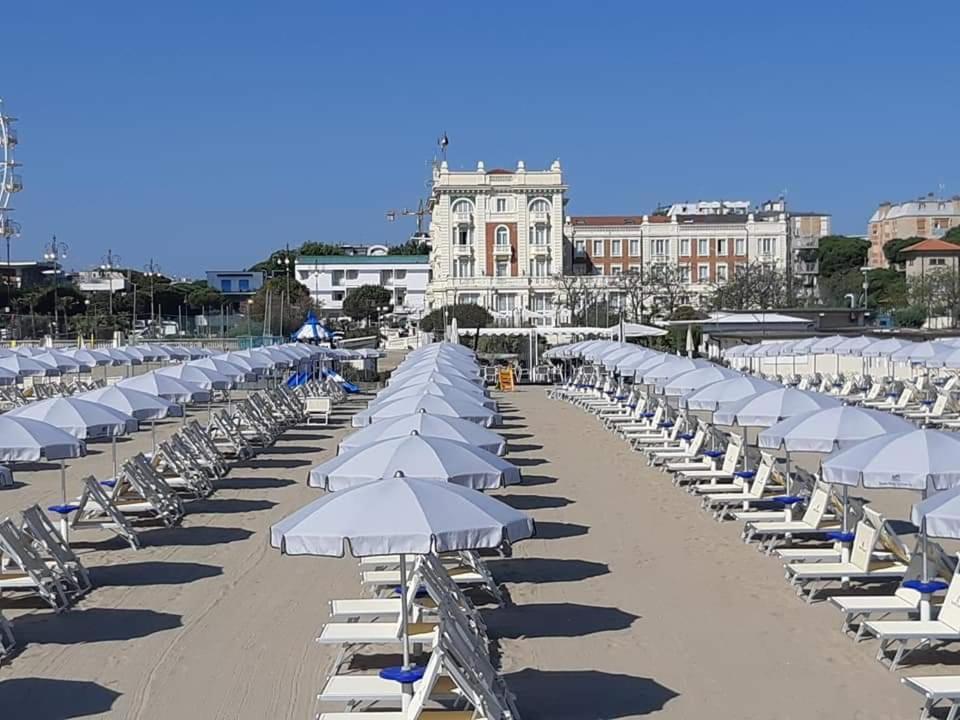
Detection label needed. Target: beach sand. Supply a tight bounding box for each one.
[0,381,939,719]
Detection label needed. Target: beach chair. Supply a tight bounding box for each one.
[861,561,960,671]
[902,676,960,720]
[673,434,743,488]
[662,433,729,474]
[617,406,665,438]
[361,552,503,605]
[830,546,955,639]
[630,414,684,450]
[149,444,214,499]
[648,427,706,466]
[742,482,841,550]
[864,385,913,411]
[179,423,229,479]
[700,455,785,518]
[20,505,91,598]
[0,519,71,611]
[71,476,141,549]
[208,410,255,460]
[785,517,910,603]
[111,458,185,527]
[305,395,332,425]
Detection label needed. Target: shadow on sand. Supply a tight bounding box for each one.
[511,457,548,467]
[188,498,277,515]
[237,458,312,470]
[15,608,182,645]
[506,443,544,453]
[520,474,556,487]
[505,669,677,718]
[485,602,637,639]
[489,558,608,584]
[90,561,223,587]
[499,495,573,510]
[138,525,254,547]
[534,521,589,540]
[0,678,122,719]
[214,477,296,490]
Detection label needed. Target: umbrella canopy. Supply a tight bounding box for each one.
[100,347,142,365]
[380,372,487,399]
[758,406,915,453]
[7,397,138,439]
[613,350,664,375]
[338,411,506,456]
[809,335,848,354]
[33,350,83,374]
[271,474,534,556]
[822,429,960,490]
[0,353,59,377]
[834,336,880,356]
[639,358,711,385]
[395,357,481,378]
[661,366,740,397]
[681,375,778,412]
[368,383,497,411]
[713,387,842,427]
[131,344,170,361]
[117,372,211,402]
[156,363,233,390]
[388,365,484,387]
[188,357,256,383]
[78,385,183,422]
[310,432,520,491]
[63,348,114,369]
[293,310,333,341]
[923,348,960,369]
[0,366,16,385]
[912,488,960,539]
[216,351,271,375]
[0,416,87,462]
[889,340,952,363]
[251,346,299,368]
[860,338,915,358]
[353,394,500,428]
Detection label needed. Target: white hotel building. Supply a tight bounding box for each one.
[425,159,567,325]
[296,247,429,318]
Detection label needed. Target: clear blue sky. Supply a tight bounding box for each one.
[5,2,959,277]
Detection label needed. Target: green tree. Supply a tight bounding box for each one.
[709,261,788,311]
[866,267,907,309]
[186,285,225,314]
[816,235,870,278]
[883,237,924,266]
[944,226,960,244]
[387,239,430,255]
[298,242,345,256]
[249,276,314,336]
[342,285,393,323]
[894,305,928,328]
[420,304,493,334]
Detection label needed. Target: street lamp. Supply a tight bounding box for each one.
[43,235,68,339]
[246,298,254,337]
[144,258,161,329]
[100,248,121,318]
[860,265,871,326]
[275,246,292,299]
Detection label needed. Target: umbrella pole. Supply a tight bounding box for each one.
[398,552,413,710]
[152,420,157,454]
[921,487,932,621]
[112,436,118,480]
[59,459,69,542]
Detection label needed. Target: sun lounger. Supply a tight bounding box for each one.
[0,519,71,611]
[902,675,960,720]
[673,436,743,488]
[71,476,141,549]
[742,483,840,550]
[0,609,14,659]
[20,504,91,599]
[786,515,910,603]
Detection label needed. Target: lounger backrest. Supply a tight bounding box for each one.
[931,393,949,416]
[749,456,774,495]
[688,429,705,455]
[862,506,912,565]
[937,564,960,631]
[21,505,78,569]
[801,485,830,526]
[896,387,914,407]
[0,519,54,581]
[719,434,742,473]
[849,521,880,572]
[865,382,882,400]
[399,643,445,718]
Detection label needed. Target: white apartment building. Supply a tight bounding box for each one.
[296,253,429,318]
[426,159,567,325]
[566,210,789,304]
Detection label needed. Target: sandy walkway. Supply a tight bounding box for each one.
[492,388,922,719]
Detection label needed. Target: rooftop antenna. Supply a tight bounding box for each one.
[0,98,23,270]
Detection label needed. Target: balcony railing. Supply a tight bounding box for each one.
[453,243,474,255]
[493,243,512,257]
[453,211,473,225]
[530,210,550,224]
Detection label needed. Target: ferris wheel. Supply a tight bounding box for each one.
[0,98,23,266]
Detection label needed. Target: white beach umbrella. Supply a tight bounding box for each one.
[758,406,915,453]
[338,411,507,457]
[33,350,83,374]
[713,388,841,428]
[643,358,717,387]
[78,385,183,422]
[614,350,664,375]
[0,353,59,377]
[353,394,500,428]
[923,348,960,369]
[0,416,86,462]
[0,366,17,385]
[156,363,233,390]
[117,372,211,403]
[860,338,914,358]
[271,473,533,672]
[639,358,711,385]
[890,340,951,363]
[661,366,740,397]
[809,335,849,354]
[681,375,778,412]
[188,357,256,383]
[309,432,520,491]
[117,346,148,363]
[6,397,137,440]
[217,351,271,375]
[381,372,487,398]
[395,358,481,378]
[63,347,114,369]
[131,344,169,362]
[388,365,484,387]
[159,344,191,360]
[369,383,498,411]
[250,346,297,368]
[100,347,141,366]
